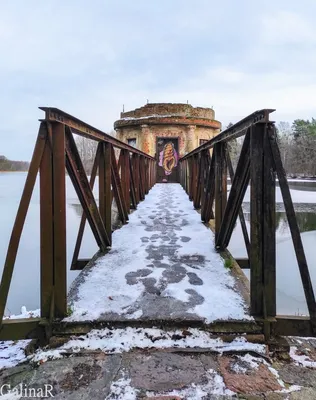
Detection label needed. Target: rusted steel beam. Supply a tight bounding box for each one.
[111,146,128,224]
[71,143,101,269]
[250,122,276,320]
[200,151,208,212]
[188,157,194,200]
[0,318,47,341]
[263,124,276,319]
[40,107,154,160]
[138,156,145,201]
[235,258,249,269]
[250,123,265,317]
[201,153,215,222]
[40,125,54,318]
[132,154,140,204]
[65,128,110,250]
[52,123,67,318]
[226,149,250,258]
[99,143,112,245]
[273,316,314,337]
[71,258,90,271]
[180,109,275,160]
[120,150,131,213]
[192,154,200,208]
[268,126,316,331]
[0,123,47,323]
[216,131,250,251]
[214,143,227,240]
[185,159,189,194]
[144,158,149,194]
[129,155,137,209]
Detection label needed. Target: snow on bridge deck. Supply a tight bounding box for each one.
[66,183,251,323]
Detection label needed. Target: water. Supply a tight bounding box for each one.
[228,180,316,316]
[0,172,315,316]
[0,172,98,316]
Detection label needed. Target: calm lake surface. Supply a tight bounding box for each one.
[0,172,315,316]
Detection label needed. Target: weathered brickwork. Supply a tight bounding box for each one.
[114,103,221,157]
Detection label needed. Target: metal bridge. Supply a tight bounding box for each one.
[0,107,315,343]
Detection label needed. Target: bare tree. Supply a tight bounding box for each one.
[75,130,116,174]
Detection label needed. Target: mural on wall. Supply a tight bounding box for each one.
[159,142,178,175]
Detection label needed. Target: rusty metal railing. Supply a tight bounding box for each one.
[0,108,156,338]
[179,109,316,338]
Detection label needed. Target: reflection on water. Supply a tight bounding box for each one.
[70,203,84,218]
[242,211,316,234]
[278,180,316,192]
[276,212,316,234]
[229,207,316,316]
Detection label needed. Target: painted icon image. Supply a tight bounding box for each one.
[159,142,178,175]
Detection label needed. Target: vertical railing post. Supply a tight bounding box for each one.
[188,158,193,200]
[263,124,276,320]
[184,159,189,195]
[134,154,140,204]
[250,122,276,319]
[200,150,207,214]
[139,155,145,201]
[51,122,67,318]
[40,124,54,318]
[99,142,112,246]
[121,150,130,214]
[192,154,199,208]
[144,158,149,194]
[214,143,227,240]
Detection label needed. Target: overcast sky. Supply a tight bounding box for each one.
[1,0,316,160]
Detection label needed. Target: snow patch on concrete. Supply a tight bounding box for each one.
[0,340,31,370]
[31,327,266,364]
[290,346,316,368]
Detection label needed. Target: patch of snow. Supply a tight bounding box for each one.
[0,391,22,400]
[146,369,235,399]
[120,114,178,121]
[290,346,316,368]
[0,340,31,370]
[66,184,250,322]
[161,275,191,302]
[31,327,266,364]
[125,309,143,319]
[4,306,40,319]
[106,374,138,400]
[233,354,299,391]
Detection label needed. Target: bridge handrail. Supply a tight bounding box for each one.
[39,107,155,159]
[178,109,316,336]
[0,108,156,335]
[180,109,275,160]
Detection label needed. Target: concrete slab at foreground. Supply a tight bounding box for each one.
[67,183,250,324]
[1,335,316,399]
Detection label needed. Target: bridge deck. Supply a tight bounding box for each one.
[66,183,251,324]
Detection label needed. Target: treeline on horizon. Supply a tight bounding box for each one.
[0,156,29,171]
[228,118,316,177]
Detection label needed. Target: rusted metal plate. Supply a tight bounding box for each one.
[0,318,46,341]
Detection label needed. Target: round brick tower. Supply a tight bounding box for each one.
[114,103,221,182]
